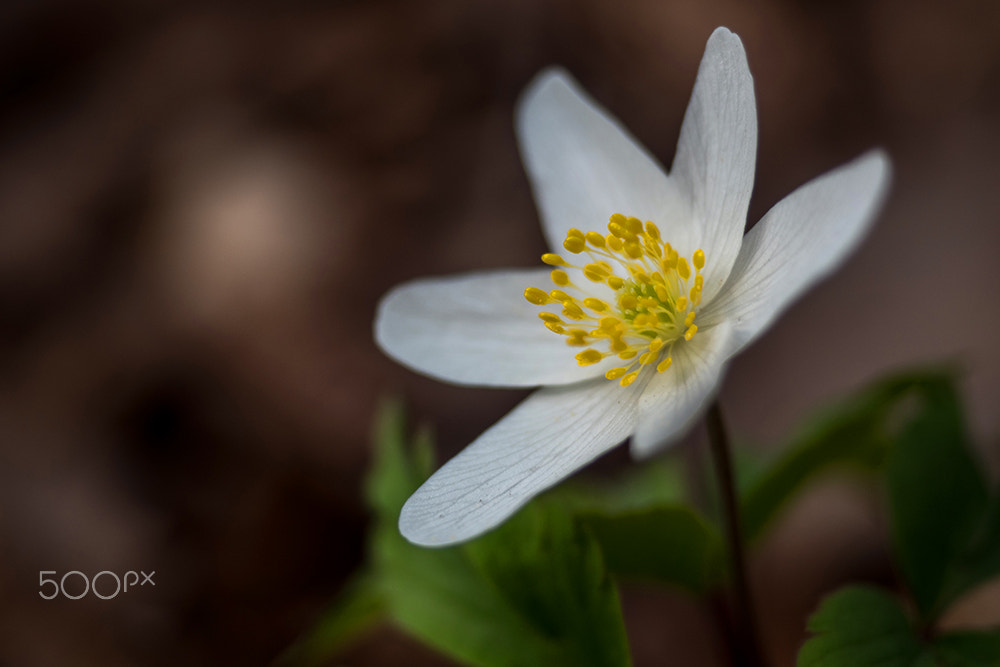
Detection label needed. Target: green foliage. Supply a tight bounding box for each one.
[885,381,993,621]
[364,399,631,667]
[582,507,723,593]
[798,586,928,667]
[288,369,1000,666]
[741,370,954,543]
[798,586,1000,667]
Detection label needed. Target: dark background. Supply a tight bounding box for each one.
[1,0,998,665]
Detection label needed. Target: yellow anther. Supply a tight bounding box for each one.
[640,351,658,366]
[563,235,586,254]
[542,253,566,266]
[684,324,698,341]
[611,338,629,352]
[618,349,637,359]
[584,263,610,277]
[619,294,638,310]
[620,372,639,387]
[585,231,606,248]
[645,221,660,240]
[609,213,627,226]
[608,222,629,239]
[550,269,570,286]
[625,217,643,234]
[693,249,705,270]
[544,322,565,334]
[607,235,624,252]
[624,242,643,259]
[583,298,609,312]
[694,274,703,289]
[575,348,603,366]
[657,357,673,373]
[645,239,663,258]
[605,367,629,380]
[651,272,665,285]
[648,339,664,353]
[538,312,562,323]
[563,302,586,320]
[550,290,572,302]
[567,228,585,239]
[607,276,624,290]
[524,287,551,305]
[675,296,688,311]
[684,311,697,327]
[566,330,588,346]
[689,285,702,306]
[677,256,691,280]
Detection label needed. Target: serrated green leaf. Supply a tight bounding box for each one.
[799,586,1000,667]
[742,370,954,543]
[464,503,632,667]
[797,586,928,667]
[887,381,990,620]
[365,400,631,667]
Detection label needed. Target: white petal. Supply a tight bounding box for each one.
[516,68,685,253]
[375,268,612,387]
[399,376,647,546]
[669,27,757,303]
[630,321,734,458]
[698,150,891,353]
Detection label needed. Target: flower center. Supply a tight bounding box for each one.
[524,213,705,387]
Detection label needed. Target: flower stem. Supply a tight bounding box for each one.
[706,400,766,667]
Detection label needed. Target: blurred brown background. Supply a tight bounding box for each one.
[1,0,998,665]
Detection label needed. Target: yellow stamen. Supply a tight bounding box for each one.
[620,371,639,387]
[528,212,710,388]
[524,287,550,305]
[575,349,603,366]
[693,249,705,270]
[677,256,691,281]
[605,367,629,380]
[551,269,570,286]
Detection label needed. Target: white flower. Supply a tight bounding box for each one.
[375,27,891,546]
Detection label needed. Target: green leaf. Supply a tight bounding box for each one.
[940,489,1000,614]
[365,400,631,667]
[798,585,1000,667]
[582,507,723,593]
[797,586,929,667]
[465,503,632,667]
[931,630,1000,666]
[886,381,990,620]
[742,370,956,543]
